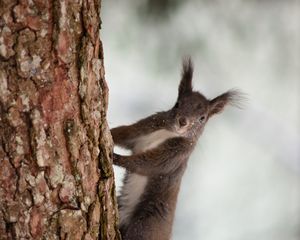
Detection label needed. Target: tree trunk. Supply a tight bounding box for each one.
[0,0,120,239]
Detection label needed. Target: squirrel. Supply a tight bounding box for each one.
[111,58,241,240]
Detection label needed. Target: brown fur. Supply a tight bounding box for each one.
[111,58,242,240]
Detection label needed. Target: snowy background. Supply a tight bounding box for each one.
[101,0,300,239]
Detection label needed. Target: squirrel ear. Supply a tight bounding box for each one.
[178,57,193,99]
[209,89,245,116]
[209,95,228,116]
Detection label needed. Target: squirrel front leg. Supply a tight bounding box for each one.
[111,123,151,150]
[111,125,136,150]
[111,113,171,150]
[113,137,192,176]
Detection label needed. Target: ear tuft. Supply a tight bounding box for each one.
[178,57,194,99]
[209,89,247,116]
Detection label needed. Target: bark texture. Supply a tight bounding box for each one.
[0,0,120,239]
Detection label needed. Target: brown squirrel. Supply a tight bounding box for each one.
[111,58,241,240]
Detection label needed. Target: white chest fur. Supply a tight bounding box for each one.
[133,129,178,153]
[119,129,178,226]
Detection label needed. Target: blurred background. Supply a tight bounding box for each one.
[101,0,300,239]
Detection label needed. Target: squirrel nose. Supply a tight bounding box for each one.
[178,117,187,127]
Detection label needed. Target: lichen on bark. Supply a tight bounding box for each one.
[0,0,120,239]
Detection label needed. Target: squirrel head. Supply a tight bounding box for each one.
[172,58,243,138]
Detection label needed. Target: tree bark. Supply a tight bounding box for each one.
[0,0,120,239]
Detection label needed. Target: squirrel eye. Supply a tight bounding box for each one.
[199,116,205,123]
